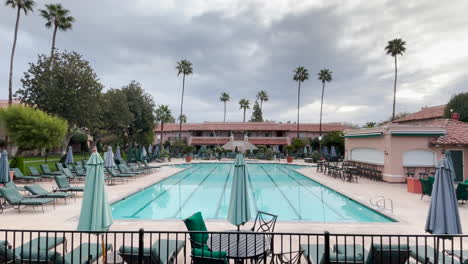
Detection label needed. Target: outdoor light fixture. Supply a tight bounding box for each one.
[318,136,323,141]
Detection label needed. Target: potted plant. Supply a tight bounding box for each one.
[285,145,294,163]
[183,146,195,162]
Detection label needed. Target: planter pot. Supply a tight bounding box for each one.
[185,156,192,162]
[287,156,293,163]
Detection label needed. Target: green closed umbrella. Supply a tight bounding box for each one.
[77,150,113,262]
[227,153,251,230]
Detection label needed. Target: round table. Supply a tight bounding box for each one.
[207,232,271,261]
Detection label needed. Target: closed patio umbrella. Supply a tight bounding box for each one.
[303,146,308,155]
[227,153,251,230]
[148,144,153,155]
[0,150,10,184]
[127,145,135,163]
[104,146,115,168]
[115,146,122,161]
[425,155,462,257]
[65,146,74,165]
[322,146,329,156]
[140,146,147,161]
[330,146,337,158]
[77,149,113,263]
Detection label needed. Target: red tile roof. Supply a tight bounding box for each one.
[393,105,446,123]
[248,138,289,145]
[422,119,468,145]
[157,122,347,132]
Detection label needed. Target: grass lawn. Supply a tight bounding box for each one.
[21,155,89,174]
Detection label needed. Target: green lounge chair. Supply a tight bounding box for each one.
[1,236,65,263]
[456,183,468,203]
[106,168,134,179]
[12,168,41,182]
[54,176,84,193]
[74,166,87,177]
[40,164,64,176]
[62,168,82,182]
[117,164,141,176]
[28,166,53,179]
[118,239,185,264]
[4,181,26,192]
[56,163,65,172]
[0,187,55,213]
[420,178,433,200]
[411,245,465,264]
[144,160,161,169]
[25,184,74,203]
[75,161,84,167]
[183,212,210,250]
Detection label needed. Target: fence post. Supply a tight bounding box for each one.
[324,231,330,264]
[138,228,144,264]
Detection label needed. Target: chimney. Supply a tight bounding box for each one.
[451,112,460,120]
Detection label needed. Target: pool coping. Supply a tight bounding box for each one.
[110,162,402,224]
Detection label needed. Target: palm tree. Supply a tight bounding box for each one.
[220,92,230,122]
[6,0,35,106]
[385,38,406,120]
[238,99,250,122]
[256,90,269,112]
[40,3,74,60]
[293,66,309,137]
[318,69,332,138]
[178,114,187,124]
[176,59,193,138]
[155,105,173,150]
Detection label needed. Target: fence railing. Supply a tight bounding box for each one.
[0,229,467,263]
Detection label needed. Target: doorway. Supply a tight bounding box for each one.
[449,150,464,181]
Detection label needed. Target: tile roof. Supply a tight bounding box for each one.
[393,105,446,123]
[422,119,468,145]
[158,122,347,132]
[248,138,289,145]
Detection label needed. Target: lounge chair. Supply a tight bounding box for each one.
[117,164,141,175]
[0,187,55,213]
[143,160,161,169]
[40,164,64,176]
[106,168,134,180]
[411,245,465,264]
[25,184,74,203]
[54,175,84,193]
[1,236,65,262]
[62,168,83,182]
[12,168,42,182]
[456,183,468,203]
[74,166,87,177]
[28,166,54,179]
[445,249,468,264]
[420,178,433,200]
[4,181,26,192]
[118,239,186,264]
[75,160,84,167]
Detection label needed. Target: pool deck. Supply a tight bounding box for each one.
[1,159,467,235]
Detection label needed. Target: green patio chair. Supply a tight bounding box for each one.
[28,166,54,179]
[464,179,468,184]
[62,168,82,182]
[24,184,74,203]
[54,175,84,193]
[144,160,161,169]
[117,164,141,175]
[420,178,433,200]
[118,239,186,264]
[75,160,84,167]
[411,245,464,264]
[74,166,87,177]
[456,183,468,203]
[40,164,64,176]
[191,248,228,264]
[1,236,65,263]
[4,181,26,192]
[0,187,55,213]
[12,168,42,182]
[183,212,210,250]
[105,168,132,182]
[56,163,66,172]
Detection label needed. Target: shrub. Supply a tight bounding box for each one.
[311,151,320,163]
[9,156,25,173]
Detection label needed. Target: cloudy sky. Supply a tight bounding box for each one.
[1,0,467,125]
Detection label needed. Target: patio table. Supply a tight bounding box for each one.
[207,231,271,262]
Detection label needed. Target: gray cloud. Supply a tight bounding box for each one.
[1,0,467,125]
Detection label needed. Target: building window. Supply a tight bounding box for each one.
[209,132,214,137]
[265,133,271,137]
[403,150,436,166]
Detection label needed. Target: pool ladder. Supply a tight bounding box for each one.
[369,195,394,213]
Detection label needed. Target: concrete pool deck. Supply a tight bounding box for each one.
[1,159,467,235]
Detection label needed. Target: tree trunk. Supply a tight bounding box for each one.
[179,74,185,138]
[260,100,263,112]
[223,102,226,122]
[8,7,21,106]
[297,81,301,138]
[392,56,398,120]
[50,24,58,60]
[319,81,326,137]
[243,108,246,122]
[159,121,164,151]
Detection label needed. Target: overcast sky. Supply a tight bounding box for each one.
[1,0,467,125]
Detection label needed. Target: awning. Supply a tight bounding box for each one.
[343,132,383,138]
[390,131,445,136]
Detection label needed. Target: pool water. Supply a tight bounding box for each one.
[111,163,394,222]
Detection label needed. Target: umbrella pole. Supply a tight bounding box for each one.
[102,235,107,264]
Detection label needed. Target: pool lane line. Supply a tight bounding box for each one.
[260,166,302,220]
[129,166,202,217]
[213,166,233,219]
[171,165,220,219]
[246,168,259,213]
[279,166,347,220]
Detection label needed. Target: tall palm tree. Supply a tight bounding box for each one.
[385,38,406,120]
[318,69,332,138]
[256,90,269,112]
[293,66,309,137]
[220,92,230,122]
[155,105,173,150]
[178,114,187,124]
[238,99,250,122]
[176,59,193,138]
[40,3,74,60]
[6,0,35,106]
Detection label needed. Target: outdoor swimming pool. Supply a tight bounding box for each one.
[111,163,394,222]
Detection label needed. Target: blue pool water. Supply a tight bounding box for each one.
[111,163,394,222]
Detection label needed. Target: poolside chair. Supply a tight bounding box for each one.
[410,245,464,264]
[445,249,468,264]
[75,160,84,167]
[271,249,304,264]
[117,164,142,175]
[118,239,186,264]
[28,166,54,179]
[105,168,132,182]
[456,183,468,203]
[56,163,66,172]
[40,164,64,176]
[62,168,83,182]
[54,175,84,193]
[25,184,74,203]
[0,187,55,213]
[420,178,433,200]
[250,211,278,232]
[144,160,161,169]
[74,166,87,177]
[11,168,42,182]
[1,236,65,263]
[183,212,210,250]
[4,181,26,192]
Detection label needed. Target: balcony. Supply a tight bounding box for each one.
[247,137,290,145]
[188,136,230,145]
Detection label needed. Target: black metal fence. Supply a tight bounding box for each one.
[1,229,467,263]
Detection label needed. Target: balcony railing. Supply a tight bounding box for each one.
[1,229,466,263]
